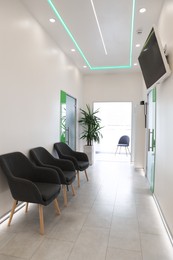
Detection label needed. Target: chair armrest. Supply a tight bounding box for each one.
[35,164,67,184]
[57,154,78,169]
[72,151,89,162]
[9,177,43,203]
[52,158,75,171]
[28,166,61,184]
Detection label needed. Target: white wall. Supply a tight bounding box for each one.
[154,0,173,235]
[0,0,84,217]
[83,72,145,168]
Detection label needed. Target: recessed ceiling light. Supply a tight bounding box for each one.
[49,18,55,23]
[71,49,76,52]
[139,8,146,13]
[136,44,140,48]
[134,63,138,66]
[83,65,87,68]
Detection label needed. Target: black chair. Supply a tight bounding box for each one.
[115,135,130,155]
[54,142,89,187]
[0,152,61,235]
[29,147,76,206]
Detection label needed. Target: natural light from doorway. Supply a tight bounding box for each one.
[94,102,132,156]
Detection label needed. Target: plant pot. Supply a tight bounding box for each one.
[84,145,94,165]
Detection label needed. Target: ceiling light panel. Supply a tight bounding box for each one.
[90,0,108,55]
[48,0,136,70]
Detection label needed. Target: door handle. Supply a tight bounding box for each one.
[66,127,69,145]
[148,128,155,152]
[148,129,151,151]
[151,129,155,152]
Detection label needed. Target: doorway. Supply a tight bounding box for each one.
[93,102,132,161]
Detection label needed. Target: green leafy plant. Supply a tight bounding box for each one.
[79,104,103,146]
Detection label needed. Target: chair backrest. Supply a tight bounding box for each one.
[30,147,55,166]
[0,152,34,180]
[54,142,73,157]
[118,135,130,145]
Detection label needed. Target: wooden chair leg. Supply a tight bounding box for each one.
[115,146,118,154]
[38,204,44,235]
[77,171,80,187]
[25,202,29,213]
[85,170,89,182]
[62,185,68,206]
[53,198,61,215]
[71,184,76,196]
[8,200,17,226]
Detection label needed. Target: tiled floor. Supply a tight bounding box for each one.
[0,154,173,260]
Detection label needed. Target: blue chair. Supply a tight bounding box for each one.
[115,135,130,155]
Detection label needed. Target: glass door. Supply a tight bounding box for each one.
[146,88,156,193]
[66,94,76,150]
[60,91,76,150]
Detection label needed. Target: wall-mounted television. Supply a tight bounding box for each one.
[138,25,171,90]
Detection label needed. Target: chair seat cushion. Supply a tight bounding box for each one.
[34,182,61,203]
[78,161,89,171]
[63,171,76,183]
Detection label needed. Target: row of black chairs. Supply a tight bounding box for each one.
[0,142,89,235]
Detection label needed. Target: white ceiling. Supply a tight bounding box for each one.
[22,0,164,74]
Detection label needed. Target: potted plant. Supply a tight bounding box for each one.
[79,104,103,165]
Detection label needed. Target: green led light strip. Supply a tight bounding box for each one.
[48,0,136,70]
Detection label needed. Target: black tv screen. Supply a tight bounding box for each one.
[138,26,171,90]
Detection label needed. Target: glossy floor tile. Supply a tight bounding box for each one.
[0,154,172,260]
